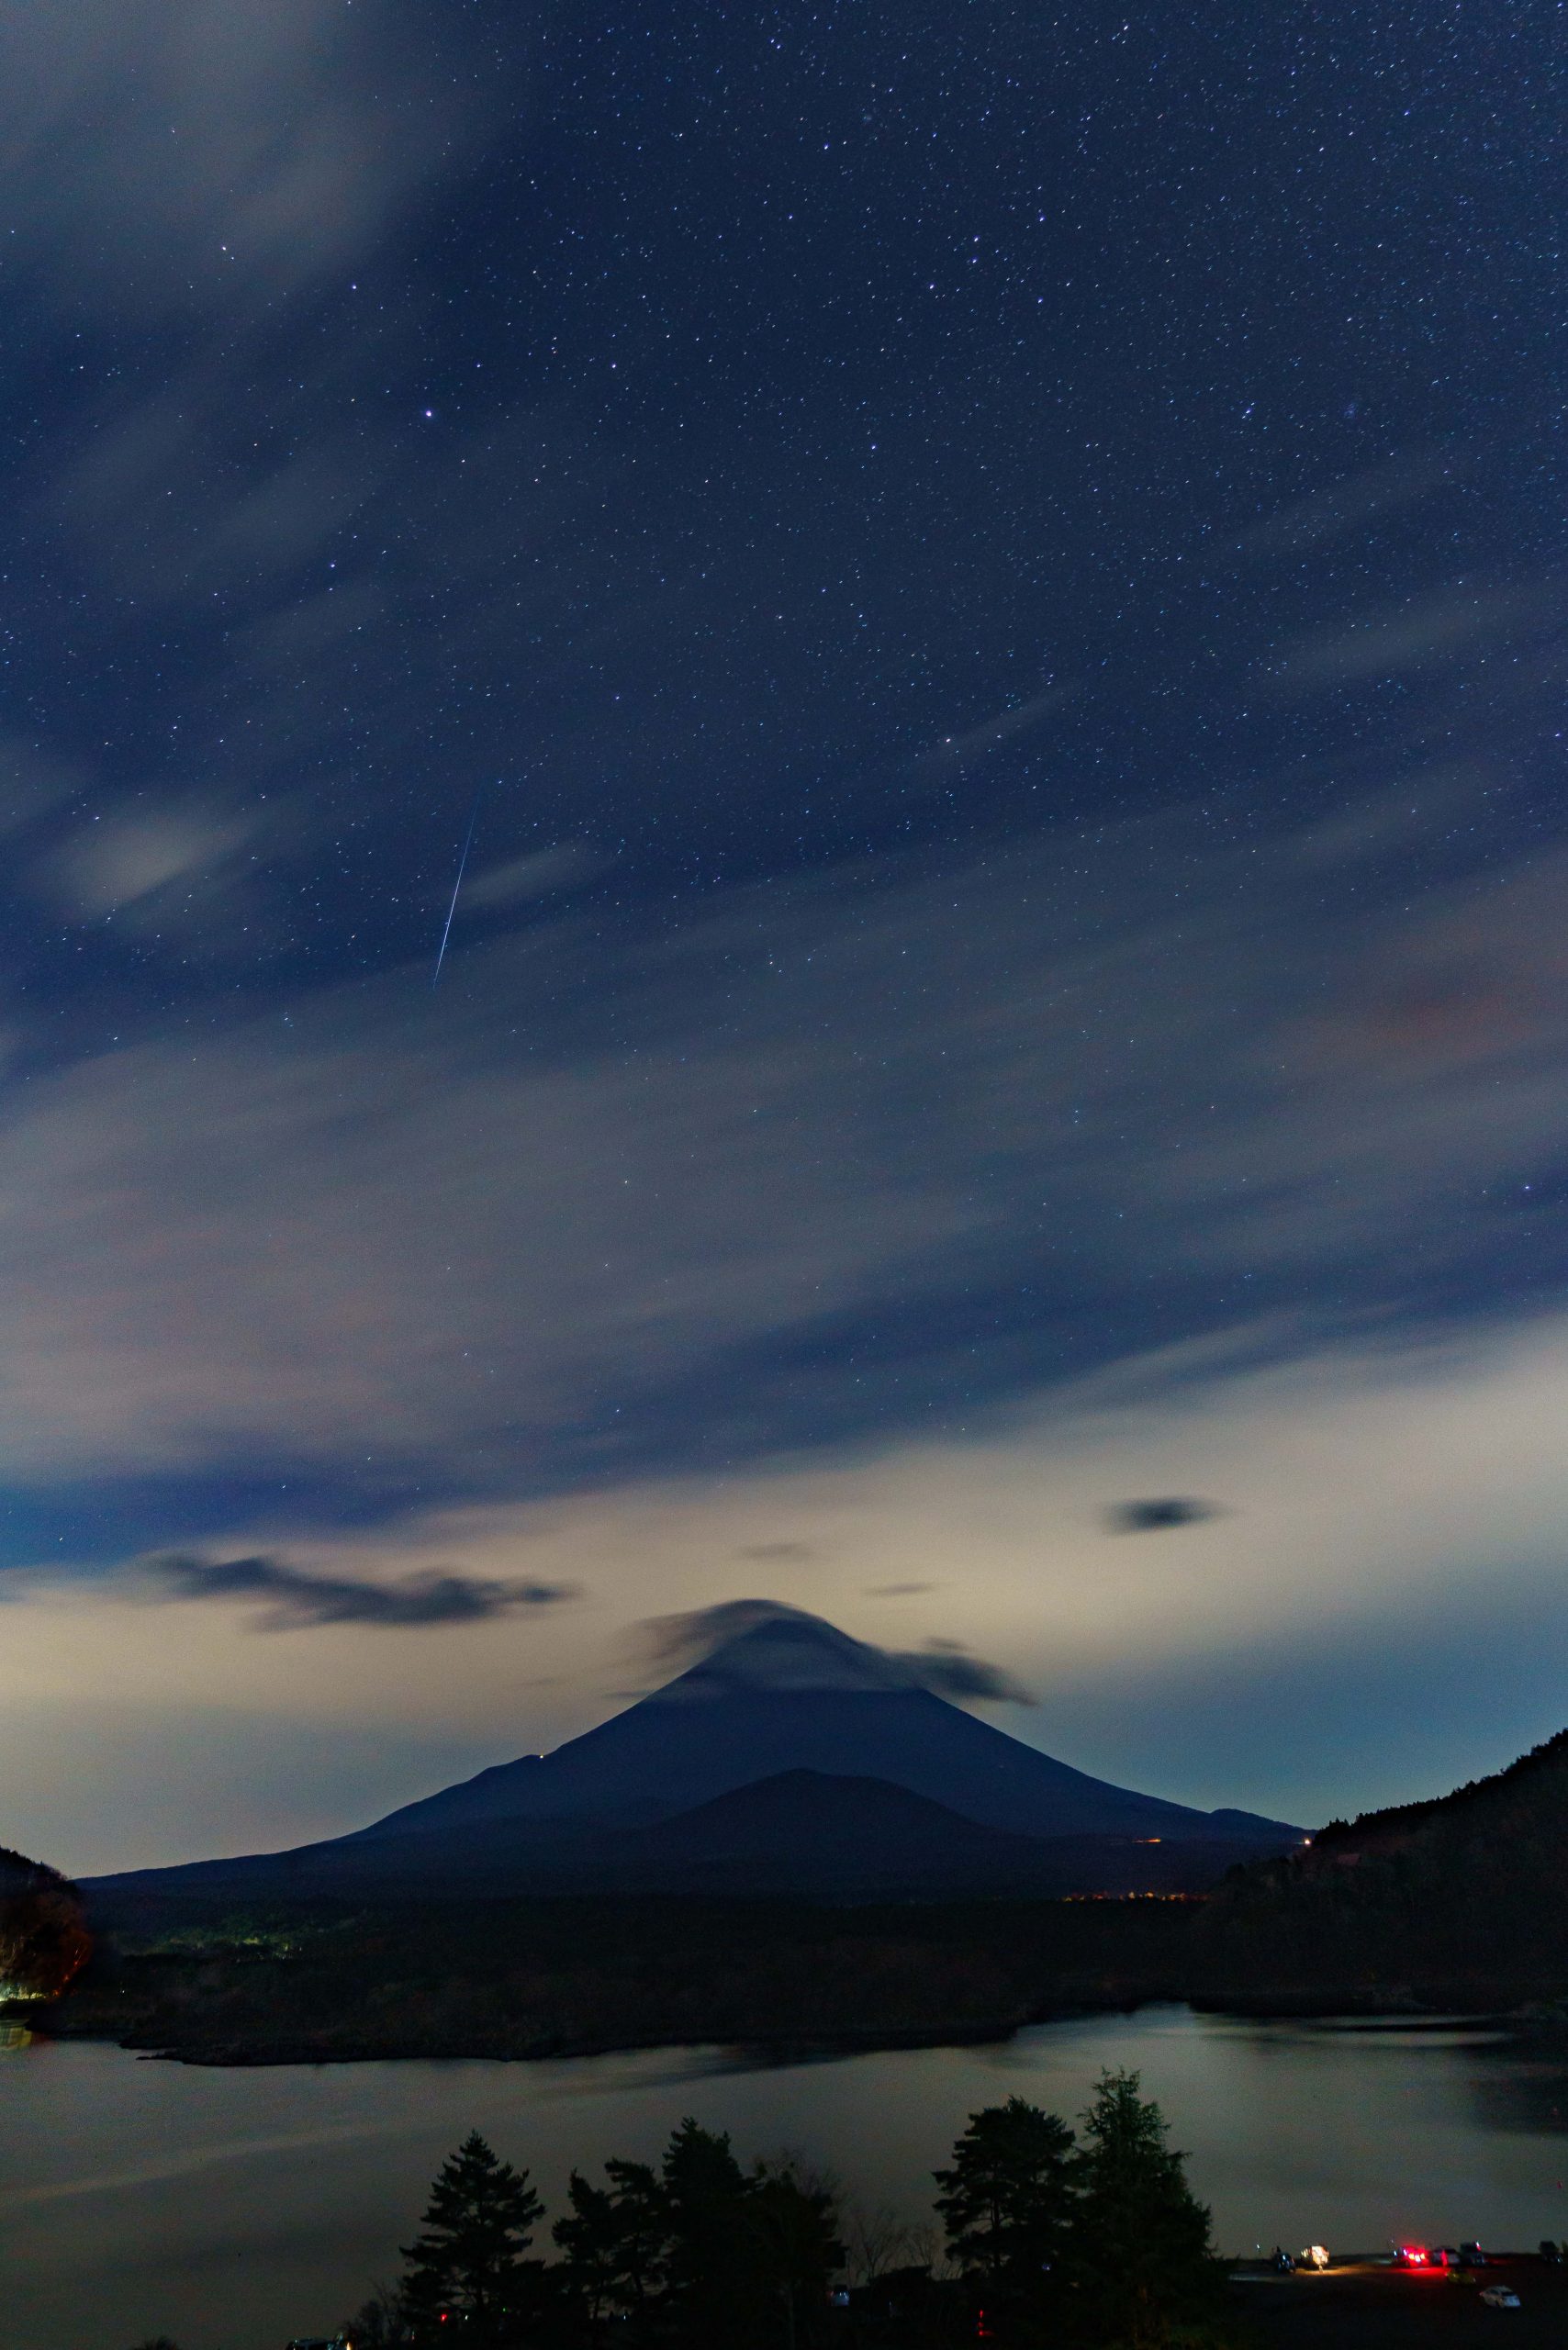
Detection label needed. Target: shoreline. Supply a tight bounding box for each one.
[19,1986,1550,2070]
[27,1883,1567,2072]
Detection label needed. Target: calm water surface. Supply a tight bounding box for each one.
[5,2008,1568,2350]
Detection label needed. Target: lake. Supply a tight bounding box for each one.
[5,2007,1568,2350]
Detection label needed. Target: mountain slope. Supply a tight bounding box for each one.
[92,1773,1063,1900]
[353,1612,1298,1846]
[629,1769,1057,1885]
[86,1609,1302,1899]
[91,1770,1297,1904]
[611,1772,1290,1897]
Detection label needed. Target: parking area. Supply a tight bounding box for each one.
[1233,2257,1568,2347]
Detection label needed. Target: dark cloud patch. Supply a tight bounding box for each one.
[903,1639,1033,1705]
[735,1540,817,1563]
[865,1581,938,1597]
[141,1551,577,1631]
[1106,1498,1225,1535]
[636,1597,1029,1703]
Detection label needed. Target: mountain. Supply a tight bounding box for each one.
[88,1772,1299,1907]
[602,1772,1294,1898]
[351,1610,1301,1845]
[625,1770,1070,1891]
[88,1609,1302,1900]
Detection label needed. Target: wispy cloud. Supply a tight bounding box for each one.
[915,685,1077,773]
[16,364,629,975]
[1230,446,1460,561]
[1267,576,1546,688]
[462,844,609,912]
[33,803,262,930]
[0,0,504,315]
[0,775,1564,1500]
[139,1551,577,1631]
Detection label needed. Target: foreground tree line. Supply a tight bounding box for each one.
[339,2070,1230,2350]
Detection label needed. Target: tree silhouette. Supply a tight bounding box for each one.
[553,2155,667,2329]
[398,2130,543,2344]
[745,2156,846,2350]
[341,2282,405,2346]
[935,2095,1075,2339]
[659,2116,756,2346]
[1064,2070,1228,2349]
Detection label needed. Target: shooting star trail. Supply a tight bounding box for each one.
[431,786,483,989]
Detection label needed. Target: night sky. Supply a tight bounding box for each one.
[4,0,1565,1869]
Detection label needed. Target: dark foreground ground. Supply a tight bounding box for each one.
[1233,2257,1567,2347]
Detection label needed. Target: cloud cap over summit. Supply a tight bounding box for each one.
[638,1599,1032,1703]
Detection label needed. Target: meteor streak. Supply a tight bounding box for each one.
[431,786,484,988]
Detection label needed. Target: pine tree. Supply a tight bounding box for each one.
[659,2117,755,2347]
[745,2157,846,2350]
[1064,2071,1228,2349]
[934,2096,1076,2340]
[553,2156,668,2328]
[398,2131,543,2344]
[553,2173,622,2327]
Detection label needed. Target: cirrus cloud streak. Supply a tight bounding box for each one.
[0,772,1563,1508]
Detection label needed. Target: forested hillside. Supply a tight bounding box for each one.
[1194,1728,1568,2009]
[0,1846,91,1998]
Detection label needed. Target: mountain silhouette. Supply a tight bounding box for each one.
[574,1771,1294,1897]
[351,1608,1294,1844]
[90,1608,1300,1898]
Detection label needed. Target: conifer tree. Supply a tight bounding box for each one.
[659,2117,755,2346]
[1064,2070,1228,2349]
[398,2130,543,2344]
[553,2155,668,2328]
[934,2096,1076,2339]
[745,2157,846,2350]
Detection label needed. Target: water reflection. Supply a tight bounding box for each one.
[1467,2039,1568,2140]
